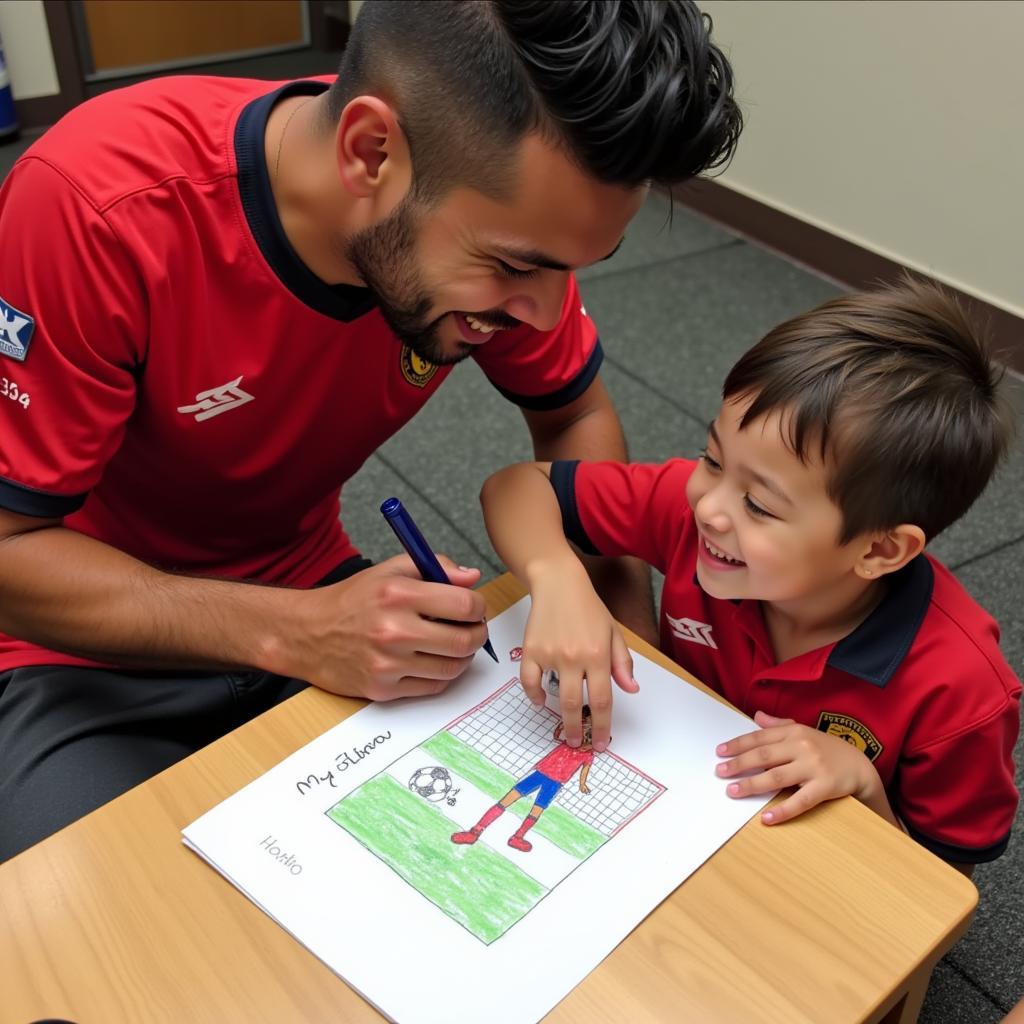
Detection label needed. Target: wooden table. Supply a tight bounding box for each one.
[0,574,977,1024]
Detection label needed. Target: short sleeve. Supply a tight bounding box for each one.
[0,158,144,516]
[897,694,1020,863]
[549,458,697,574]
[472,274,602,410]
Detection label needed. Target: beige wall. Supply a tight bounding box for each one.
[0,0,58,100]
[702,0,1024,318]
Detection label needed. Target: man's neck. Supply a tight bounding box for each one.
[264,93,365,288]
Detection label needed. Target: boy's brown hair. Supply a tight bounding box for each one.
[722,278,1016,544]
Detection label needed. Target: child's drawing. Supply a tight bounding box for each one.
[326,680,665,944]
[408,766,461,806]
[451,713,595,852]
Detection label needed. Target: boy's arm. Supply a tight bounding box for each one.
[713,715,979,879]
[481,463,638,751]
[715,711,902,828]
[520,378,657,646]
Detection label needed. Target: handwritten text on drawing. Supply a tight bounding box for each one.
[260,835,303,875]
[294,731,393,796]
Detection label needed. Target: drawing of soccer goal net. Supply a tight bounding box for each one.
[326,680,665,944]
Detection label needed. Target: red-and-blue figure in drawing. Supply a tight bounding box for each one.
[451,706,596,853]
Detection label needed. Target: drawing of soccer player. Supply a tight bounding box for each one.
[451,706,597,853]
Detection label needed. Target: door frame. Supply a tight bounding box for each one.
[14,0,347,130]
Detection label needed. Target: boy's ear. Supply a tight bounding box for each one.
[856,525,926,580]
[335,95,412,203]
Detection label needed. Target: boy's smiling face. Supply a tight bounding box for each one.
[686,396,868,606]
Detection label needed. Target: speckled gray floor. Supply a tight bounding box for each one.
[4,50,1020,1024]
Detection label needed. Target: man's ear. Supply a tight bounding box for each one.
[855,524,926,580]
[335,95,412,203]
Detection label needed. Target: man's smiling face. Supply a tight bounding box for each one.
[345,133,644,365]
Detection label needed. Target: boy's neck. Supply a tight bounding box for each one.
[761,577,887,664]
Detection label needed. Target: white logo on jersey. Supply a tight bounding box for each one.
[177,376,254,422]
[0,296,34,362]
[667,614,718,649]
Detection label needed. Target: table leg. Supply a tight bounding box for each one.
[873,962,934,1024]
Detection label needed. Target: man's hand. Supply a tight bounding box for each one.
[715,710,889,825]
[519,558,638,752]
[268,554,488,701]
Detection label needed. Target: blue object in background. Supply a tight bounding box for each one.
[0,33,19,142]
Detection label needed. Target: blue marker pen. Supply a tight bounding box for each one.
[381,497,499,663]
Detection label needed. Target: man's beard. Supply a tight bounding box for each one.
[344,199,470,367]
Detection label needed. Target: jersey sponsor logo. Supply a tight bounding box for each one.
[400,345,438,388]
[667,613,718,649]
[816,712,883,762]
[0,295,35,362]
[176,375,254,422]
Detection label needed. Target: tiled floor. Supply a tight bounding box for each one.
[3,52,1021,1023]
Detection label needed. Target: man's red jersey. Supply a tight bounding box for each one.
[552,458,1021,862]
[0,78,602,671]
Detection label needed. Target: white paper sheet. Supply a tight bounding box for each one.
[183,597,774,1023]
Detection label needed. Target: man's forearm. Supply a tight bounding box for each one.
[0,525,289,670]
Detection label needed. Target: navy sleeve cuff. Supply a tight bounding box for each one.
[487,339,604,411]
[0,476,88,517]
[902,819,1011,864]
[549,460,601,556]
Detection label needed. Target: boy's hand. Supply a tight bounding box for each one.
[519,559,639,752]
[715,710,885,824]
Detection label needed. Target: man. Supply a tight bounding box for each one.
[0,1,740,859]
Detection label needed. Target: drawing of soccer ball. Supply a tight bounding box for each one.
[408,766,460,806]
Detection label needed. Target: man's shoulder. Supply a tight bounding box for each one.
[17,77,279,211]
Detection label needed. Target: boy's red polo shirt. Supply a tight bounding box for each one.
[0,76,601,672]
[552,458,1021,862]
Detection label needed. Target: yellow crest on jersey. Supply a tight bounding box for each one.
[816,711,883,762]
[400,346,438,388]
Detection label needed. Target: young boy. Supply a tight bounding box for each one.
[480,279,1021,868]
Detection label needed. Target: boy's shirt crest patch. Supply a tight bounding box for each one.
[0,295,35,362]
[400,346,438,388]
[816,712,883,762]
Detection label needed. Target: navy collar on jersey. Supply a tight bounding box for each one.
[235,81,379,322]
[826,554,935,688]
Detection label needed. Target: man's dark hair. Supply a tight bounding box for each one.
[721,279,1016,544]
[325,0,741,202]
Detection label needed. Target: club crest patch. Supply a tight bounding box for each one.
[0,295,35,362]
[400,346,438,388]
[816,712,883,762]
